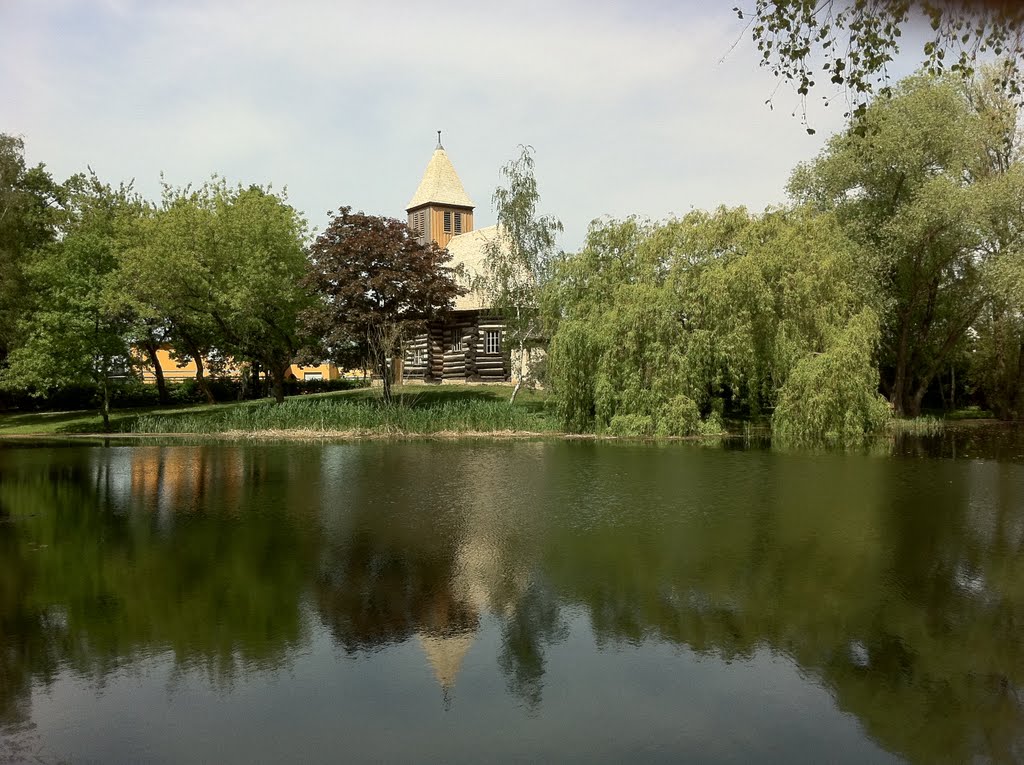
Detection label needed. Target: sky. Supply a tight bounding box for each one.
[2,0,930,251]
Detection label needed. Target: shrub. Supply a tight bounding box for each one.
[655,394,702,436]
[608,413,655,437]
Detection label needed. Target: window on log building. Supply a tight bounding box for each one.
[485,330,501,354]
[451,328,462,352]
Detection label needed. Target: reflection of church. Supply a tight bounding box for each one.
[401,135,511,383]
[313,443,541,705]
[414,526,530,700]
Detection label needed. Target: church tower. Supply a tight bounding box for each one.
[406,132,475,249]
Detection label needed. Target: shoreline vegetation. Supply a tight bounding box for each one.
[0,385,1002,443]
[4,71,1024,438]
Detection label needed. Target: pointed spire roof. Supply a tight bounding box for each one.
[418,632,475,691]
[406,141,475,211]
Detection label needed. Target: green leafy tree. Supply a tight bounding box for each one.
[0,134,62,367]
[738,1,1024,130]
[123,179,310,405]
[212,184,311,404]
[303,207,463,404]
[477,146,563,403]
[790,72,1024,416]
[122,183,223,403]
[970,240,1024,419]
[1,173,144,429]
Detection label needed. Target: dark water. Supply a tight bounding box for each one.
[1,429,1023,764]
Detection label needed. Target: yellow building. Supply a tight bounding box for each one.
[138,346,344,385]
[286,362,342,381]
[139,347,241,383]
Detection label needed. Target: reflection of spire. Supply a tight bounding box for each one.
[417,632,474,703]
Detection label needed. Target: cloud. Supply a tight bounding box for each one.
[1,0,916,249]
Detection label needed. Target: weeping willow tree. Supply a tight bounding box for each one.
[546,206,888,438]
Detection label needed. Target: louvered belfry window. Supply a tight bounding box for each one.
[443,210,452,233]
[454,212,462,234]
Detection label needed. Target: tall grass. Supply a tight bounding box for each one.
[131,396,560,435]
[887,416,945,437]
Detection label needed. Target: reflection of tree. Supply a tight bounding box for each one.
[497,581,567,713]
[315,530,478,652]
[0,446,319,730]
[3,436,1023,762]
[891,425,1024,463]
[541,444,1024,764]
[0,509,57,730]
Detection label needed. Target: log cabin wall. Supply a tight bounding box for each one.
[402,334,430,380]
[441,315,475,380]
[403,312,509,382]
[475,318,507,382]
[428,325,445,380]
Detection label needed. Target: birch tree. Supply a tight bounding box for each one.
[479,146,562,403]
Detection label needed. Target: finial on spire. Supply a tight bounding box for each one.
[436,130,443,150]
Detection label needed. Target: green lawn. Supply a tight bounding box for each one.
[0,385,557,437]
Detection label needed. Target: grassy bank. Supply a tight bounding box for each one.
[0,385,559,437]
[2,385,996,441]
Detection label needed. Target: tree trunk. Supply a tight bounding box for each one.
[510,377,522,405]
[181,335,215,404]
[100,374,111,433]
[510,336,526,405]
[377,350,393,404]
[891,335,910,417]
[143,339,170,405]
[249,360,262,400]
[909,384,926,419]
[271,363,286,405]
[193,353,215,404]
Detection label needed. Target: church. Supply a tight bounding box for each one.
[400,136,511,384]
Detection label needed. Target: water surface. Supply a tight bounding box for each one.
[1,430,1022,763]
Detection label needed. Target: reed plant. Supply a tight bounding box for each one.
[887,416,945,437]
[131,396,560,435]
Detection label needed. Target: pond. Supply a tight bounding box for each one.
[1,429,1022,763]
